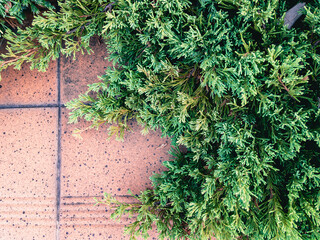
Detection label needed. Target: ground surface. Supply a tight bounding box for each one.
[0,40,171,239]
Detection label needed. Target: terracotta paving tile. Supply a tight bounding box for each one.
[60,196,152,240]
[61,110,171,196]
[0,62,57,105]
[60,196,161,240]
[0,37,172,239]
[0,108,58,239]
[60,38,112,104]
[59,109,171,239]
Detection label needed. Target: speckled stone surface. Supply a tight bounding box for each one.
[59,195,158,240]
[0,39,172,239]
[61,37,112,104]
[0,62,57,105]
[0,108,57,239]
[60,110,171,197]
[59,109,171,239]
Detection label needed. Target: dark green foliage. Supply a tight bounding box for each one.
[1,0,320,239]
[0,0,108,77]
[0,0,54,38]
[69,0,320,239]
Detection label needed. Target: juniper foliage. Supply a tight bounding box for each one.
[0,0,54,38]
[1,0,320,239]
[69,0,320,239]
[0,0,107,77]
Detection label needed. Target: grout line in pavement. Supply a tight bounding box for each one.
[0,104,65,109]
[56,53,62,240]
[62,195,136,198]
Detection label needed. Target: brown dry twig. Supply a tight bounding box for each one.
[277,76,296,100]
[269,187,274,200]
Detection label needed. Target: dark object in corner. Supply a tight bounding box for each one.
[284,2,306,29]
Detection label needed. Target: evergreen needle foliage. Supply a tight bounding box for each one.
[0,0,108,78]
[0,0,54,39]
[1,0,320,239]
[69,0,320,239]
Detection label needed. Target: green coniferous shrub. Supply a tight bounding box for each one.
[0,0,54,40]
[0,0,55,77]
[1,0,320,239]
[67,0,320,239]
[0,0,108,76]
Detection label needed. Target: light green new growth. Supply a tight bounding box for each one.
[1,0,320,239]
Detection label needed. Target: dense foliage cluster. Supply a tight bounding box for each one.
[1,0,320,239]
[0,0,108,77]
[0,0,54,38]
